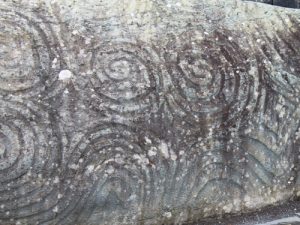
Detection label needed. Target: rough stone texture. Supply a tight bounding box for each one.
[0,0,300,224]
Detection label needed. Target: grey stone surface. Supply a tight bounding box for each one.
[0,0,300,224]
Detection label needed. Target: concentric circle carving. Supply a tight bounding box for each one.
[90,42,162,118]
[0,8,63,97]
[0,99,63,223]
[165,31,257,126]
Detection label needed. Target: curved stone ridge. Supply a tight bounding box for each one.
[0,0,299,225]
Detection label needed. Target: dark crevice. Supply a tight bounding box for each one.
[245,0,300,8]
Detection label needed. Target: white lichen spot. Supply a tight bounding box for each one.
[133,154,149,166]
[160,141,169,159]
[106,165,114,175]
[52,58,58,69]
[72,30,79,35]
[53,176,59,184]
[86,164,95,174]
[222,203,233,213]
[69,164,79,170]
[148,147,157,157]
[163,211,172,218]
[85,37,92,45]
[52,206,59,213]
[85,70,93,76]
[58,70,73,81]
[170,149,177,161]
[145,136,152,144]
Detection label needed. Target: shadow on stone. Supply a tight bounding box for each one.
[246,0,300,8]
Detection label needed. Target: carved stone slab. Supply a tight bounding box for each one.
[0,0,300,224]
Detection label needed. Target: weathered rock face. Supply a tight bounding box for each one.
[0,0,300,224]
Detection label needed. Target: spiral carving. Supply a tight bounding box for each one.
[0,100,64,224]
[0,7,64,98]
[62,122,164,224]
[165,31,257,127]
[90,42,162,118]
